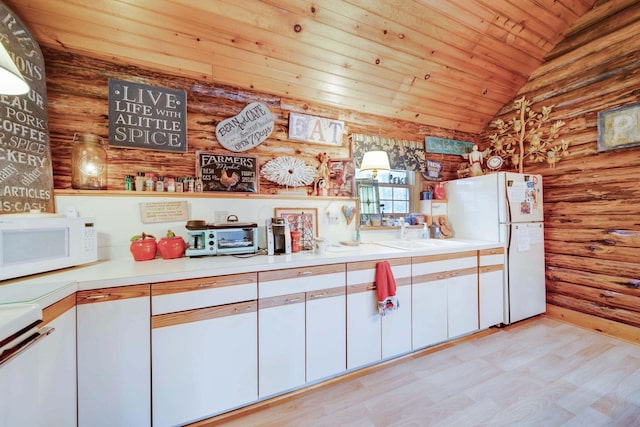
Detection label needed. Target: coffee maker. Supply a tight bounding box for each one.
[266,217,291,255]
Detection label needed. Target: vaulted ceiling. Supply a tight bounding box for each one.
[5,0,597,134]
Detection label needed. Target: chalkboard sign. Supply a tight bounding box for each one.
[0,3,54,214]
[197,152,258,193]
[108,78,187,153]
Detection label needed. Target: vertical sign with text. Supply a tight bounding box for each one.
[108,79,187,153]
[0,3,54,214]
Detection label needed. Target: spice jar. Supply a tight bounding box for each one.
[71,133,107,189]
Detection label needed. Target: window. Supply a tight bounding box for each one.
[356,169,414,219]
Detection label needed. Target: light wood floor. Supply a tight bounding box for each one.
[202,317,640,426]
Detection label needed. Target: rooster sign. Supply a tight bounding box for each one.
[197,152,258,193]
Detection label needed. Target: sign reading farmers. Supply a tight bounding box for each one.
[0,3,54,214]
[215,102,274,152]
[197,151,258,193]
[108,78,187,153]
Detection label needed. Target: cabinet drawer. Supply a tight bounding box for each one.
[412,251,477,277]
[152,300,257,329]
[479,247,505,267]
[152,273,257,315]
[259,264,345,298]
[347,258,411,295]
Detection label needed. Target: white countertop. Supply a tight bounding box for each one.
[0,239,501,307]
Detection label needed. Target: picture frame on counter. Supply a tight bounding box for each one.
[597,102,640,152]
[274,208,318,250]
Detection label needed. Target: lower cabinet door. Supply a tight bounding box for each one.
[259,294,306,397]
[412,280,448,349]
[381,284,412,358]
[77,286,151,427]
[306,288,346,382]
[447,274,479,338]
[152,301,258,426]
[346,289,381,369]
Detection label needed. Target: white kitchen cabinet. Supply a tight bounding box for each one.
[259,292,306,397]
[258,264,346,395]
[77,285,151,427]
[479,247,506,329]
[151,273,258,426]
[346,258,412,369]
[0,295,77,427]
[306,283,346,382]
[412,251,478,349]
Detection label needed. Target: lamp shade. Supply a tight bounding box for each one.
[0,43,29,95]
[360,151,390,177]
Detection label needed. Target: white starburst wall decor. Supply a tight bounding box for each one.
[261,156,318,189]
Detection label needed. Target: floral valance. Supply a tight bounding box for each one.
[351,134,426,171]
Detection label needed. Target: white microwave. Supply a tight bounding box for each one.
[0,215,98,281]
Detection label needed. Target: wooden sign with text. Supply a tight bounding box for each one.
[108,79,187,153]
[288,112,344,146]
[197,152,258,193]
[0,3,54,214]
[215,102,274,152]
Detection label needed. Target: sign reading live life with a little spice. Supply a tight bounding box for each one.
[0,3,54,214]
[108,79,187,153]
[215,102,274,152]
[197,151,258,193]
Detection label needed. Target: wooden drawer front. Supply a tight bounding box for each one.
[77,284,150,305]
[412,253,477,276]
[413,266,478,284]
[259,265,345,298]
[479,264,504,274]
[152,300,257,329]
[480,253,505,267]
[152,275,257,315]
[43,294,76,325]
[307,286,345,301]
[479,247,504,257]
[347,261,411,296]
[152,273,257,296]
[259,292,306,310]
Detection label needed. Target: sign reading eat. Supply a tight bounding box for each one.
[288,112,344,146]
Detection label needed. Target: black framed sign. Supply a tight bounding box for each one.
[108,78,187,153]
[0,3,54,213]
[197,151,258,192]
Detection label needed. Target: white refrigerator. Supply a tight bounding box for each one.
[445,172,546,325]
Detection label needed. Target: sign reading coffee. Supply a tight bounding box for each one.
[108,78,187,153]
[0,2,54,214]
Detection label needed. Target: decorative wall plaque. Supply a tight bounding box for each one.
[426,136,474,155]
[288,112,344,146]
[0,3,54,213]
[197,151,258,192]
[108,78,187,153]
[215,102,274,152]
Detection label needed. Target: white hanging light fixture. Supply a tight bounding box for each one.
[360,150,390,178]
[0,42,29,95]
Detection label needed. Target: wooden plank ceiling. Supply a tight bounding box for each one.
[5,0,596,134]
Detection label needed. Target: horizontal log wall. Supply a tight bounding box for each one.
[479,2,640,337]
[42,47,472,194]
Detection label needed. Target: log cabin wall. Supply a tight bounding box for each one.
[43,46,470,193]
[478,2,640,343]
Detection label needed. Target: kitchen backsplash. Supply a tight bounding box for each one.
[55,195,400,260]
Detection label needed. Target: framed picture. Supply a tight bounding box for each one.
[274,208,318,250]
[326,158,355,196]
[597,102,640,152]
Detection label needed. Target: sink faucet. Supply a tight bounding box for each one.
[399,219,409,240]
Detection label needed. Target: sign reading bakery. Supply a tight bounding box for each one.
[0,2,54,214]
[108,78,187,153]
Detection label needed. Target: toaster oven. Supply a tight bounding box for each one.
[185,216,258,256]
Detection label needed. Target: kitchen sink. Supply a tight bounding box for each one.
[374,239,470,251]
